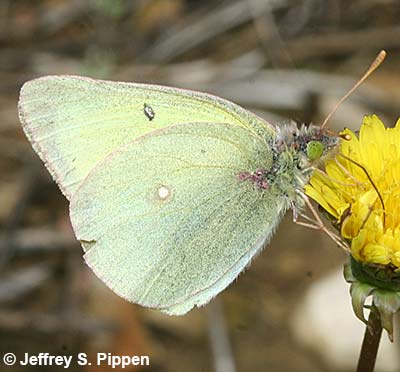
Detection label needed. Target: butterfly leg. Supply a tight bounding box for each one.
[293,191,350,252]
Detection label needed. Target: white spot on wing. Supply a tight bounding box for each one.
[150,184,173,205]
[158,186,170,200]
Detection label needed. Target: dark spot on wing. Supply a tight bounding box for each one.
[143,103,155,121]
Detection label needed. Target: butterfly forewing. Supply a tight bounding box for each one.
[18,75,271,199]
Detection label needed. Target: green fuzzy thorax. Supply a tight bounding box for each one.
[236,122,338,210]
[245,123,339,206]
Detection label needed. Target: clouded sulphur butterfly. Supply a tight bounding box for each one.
[18,75,338,315]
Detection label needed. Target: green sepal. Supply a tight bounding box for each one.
[343,261,355,282]
[349,282,375,325]
[350,256,400,291]
[373,290,400,341]
[345,261,374,324]
[345,257,400,341]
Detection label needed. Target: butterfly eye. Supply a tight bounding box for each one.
[306,141,324,161]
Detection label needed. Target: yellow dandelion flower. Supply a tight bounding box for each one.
[305,115,400,268]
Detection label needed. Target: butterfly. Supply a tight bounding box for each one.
[18,75,346,315]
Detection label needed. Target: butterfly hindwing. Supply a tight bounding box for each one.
[70,122,286,314]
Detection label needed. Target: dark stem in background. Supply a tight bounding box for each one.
[356,305,383,372]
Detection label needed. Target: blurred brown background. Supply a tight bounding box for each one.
[1,1,400,371]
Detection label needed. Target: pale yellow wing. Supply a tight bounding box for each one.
[18,75,271,199]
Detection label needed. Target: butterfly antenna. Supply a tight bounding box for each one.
[321,50,387,129]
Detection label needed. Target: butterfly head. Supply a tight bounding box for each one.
[275,122,339,168]
[302,125,339,163]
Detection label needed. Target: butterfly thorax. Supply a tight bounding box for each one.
[238,122,339,209]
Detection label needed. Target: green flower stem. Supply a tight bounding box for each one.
[356,304,383,372]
